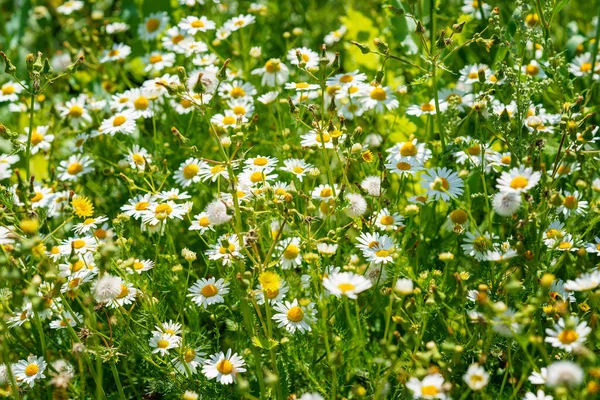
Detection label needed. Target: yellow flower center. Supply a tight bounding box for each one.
[222,116,236,125]
[135,201,149,211]
[72,260,85,272]
[157,339,170,349]
[184,348,196,363]
[315,132,331,143]
[31,191,44,203]
[31,131,44,145]
[233,105,246,115]
[132,153,145,165]
[467,145,481,155]
[337,283,356,293]
[211,165,225,175]
[283,244,300,259]
[198,216,210,227]
[421,385,440,396]
[230,87,245,98]
[320,187,333,198]
[72,239,86,249]
[375,249,391,257]
[292,166,304,174]
[134,96,149,110]
[265,60,281,73]
[400,142,417,156]
[468,71,479,79]
[113,115,127,127]
[146,18,161,33]
[296,82,309,89]
[450,209,468,224]
[69,105,84,118]
[510,176,529,189]
[183,163,199,179]
[340,74,354,83]
[433,177,450,191]
[155,203,172,216]
[473,236,489,252]
[25,364,39,377]
[526,64,540,76]
[370,87,387,101]
[501,155,511,164]
[216,359,234,374]
[563,195,577,209]
[1,85,15,95]
[380,215,395,225]
[149,54,162,64]
[117,284,129,298]
[201,284,218,297]
[133,261,144,270]
[395,162,412,171]
[558,241,572,250]
[558,329,579,344]
[191,19,205,28]
[580,63,592,73]
[420,103,435,112]
[287,306,304,322]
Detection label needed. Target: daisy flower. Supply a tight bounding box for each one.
[554,234,579,252]
[121,194,155,219]
[99,109,137,136]
[59,97,92,127]
[311,184,337,201]
[545,317,591,352]
[360,85,399,112]
[173,347,206,376]
[282,158,313,181]
[13,355,47,387]
[287,47,320,68]
[202,349,246,385]
[174,157,206,187]
[557,190,588,217]
[139,12,169,40]
[73,216,108,235]
[211,111,247,128]
[125,145,152,171]
[463,364,489,391]
[256,277,289,305]
[406,99,437,116]
[49,311,82,330]
[386,139,432,165]
[224,14,256,31]
[30,185,53,209]
[56,0,84,14]
[406,373,447,399]
[20,125,54,154]
[0,81,24,102]
[421,167,464,201]
[190,212,215,234]
[496,166,541,194]
[523,390,553,400]
[272,299,316,333]
[569,53,600,78]
[179,16,216,34]
[219,80,257,100]
[564,270,600,291]
[206,234,243,266]
[198,163,229,182]
[372,208,404,231]
[141,201,186,227]
[322,271,373,299]
[277,237,302,269]
[585,237,600,255]
[521,60,546,78]
[149,333,179,356]
[100,43,131,63]
[462,232,497,261]
[129,259,154,274]
[301,129,340,148]
[57,154,94,182]
[251,59,289,87]
[188,277,229,307]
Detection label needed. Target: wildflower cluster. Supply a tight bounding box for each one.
[0,0,600,399]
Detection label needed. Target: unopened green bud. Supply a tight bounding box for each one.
[351,41,371,54]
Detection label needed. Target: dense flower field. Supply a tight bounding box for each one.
[1,0,600,398]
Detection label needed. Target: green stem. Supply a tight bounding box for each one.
[25,89,35,185]
[110,361,127,400]
[589,4,600,86]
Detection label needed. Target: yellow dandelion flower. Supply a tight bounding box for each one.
[72,196,94,218]
[258,271,281,293]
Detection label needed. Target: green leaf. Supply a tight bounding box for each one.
[252,336,279,350]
